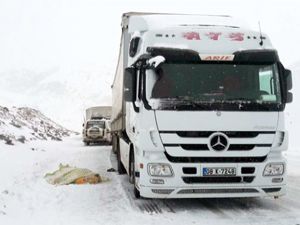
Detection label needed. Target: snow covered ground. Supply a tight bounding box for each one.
[0,136,299,225]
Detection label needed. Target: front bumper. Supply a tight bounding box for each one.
[137,155,286,199]
[83,135,105,142]
[139,184,286,199]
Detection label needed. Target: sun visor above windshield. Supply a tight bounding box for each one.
[146,47,200,62]
[233,50,279,63]
[146,47,279,64]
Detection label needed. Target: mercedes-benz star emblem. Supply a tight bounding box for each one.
[208,132,230,151]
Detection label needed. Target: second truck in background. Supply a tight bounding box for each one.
[82,106,112,145]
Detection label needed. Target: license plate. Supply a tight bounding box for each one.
[203,167,236,176]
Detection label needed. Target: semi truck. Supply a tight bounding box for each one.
[111,12,293,199]
[82,106,112,145]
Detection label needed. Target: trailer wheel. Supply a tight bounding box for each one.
[129,151,140,198]
[129,151,134,184]
[116,138,126,174]
[112,135,117,154]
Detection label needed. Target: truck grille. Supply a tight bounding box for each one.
[160,130,274,163]
[161,131,275,138]
[165,152,267,163]
[177,188,259,194]
[165,144,271,151]
[182,176,255,184]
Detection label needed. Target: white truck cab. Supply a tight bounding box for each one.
[111,13,293,198]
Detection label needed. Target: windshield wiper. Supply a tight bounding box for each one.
[225,100,280,110]
[225,98,254,102]
[173,97,212,109]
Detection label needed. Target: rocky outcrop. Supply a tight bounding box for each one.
[0,106,77,145]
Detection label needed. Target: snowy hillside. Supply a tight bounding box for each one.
[0,105,76,145]
[0,66,114,132]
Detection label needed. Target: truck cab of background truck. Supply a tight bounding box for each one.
[111,13,293,199]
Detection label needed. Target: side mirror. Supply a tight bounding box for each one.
[286,92,293,103]
[82,123,84,127]
[285,69,292,90]
[129,37,140,57]
[124,67,136,102]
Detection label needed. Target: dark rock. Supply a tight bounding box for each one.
[3,107,9,113]
[5,138,14,145]
[51,136,62,141]
[107,168,116,172]
[10,120,22,128]
[17,136,26,143]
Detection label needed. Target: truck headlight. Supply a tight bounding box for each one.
[148,163,173,177]
[263,163,284,176]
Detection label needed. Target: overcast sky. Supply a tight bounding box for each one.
[0,0,299,73]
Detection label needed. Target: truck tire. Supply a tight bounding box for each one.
[112,135,117,154]
[116,138,126,174]
[129,151,134,184]
[129,151,140,198]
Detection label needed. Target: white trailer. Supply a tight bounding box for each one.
[85,106,112,121]
[82,106,112,145]
[111,12,293,198]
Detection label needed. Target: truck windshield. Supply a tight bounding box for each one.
[87,121,105,129]
[146,63,282,110]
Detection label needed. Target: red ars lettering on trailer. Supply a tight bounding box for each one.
[229,33,244,41]
[182,32,245,41]
[206,32,222,40]
[182,32,201,40]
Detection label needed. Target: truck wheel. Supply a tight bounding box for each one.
[129,152,134,184]
[134,185,140,199]
[84,142,90,146]
[112,135,117,154]
[116,138,126,174]
[129,152,140,198]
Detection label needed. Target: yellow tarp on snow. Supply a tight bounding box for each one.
[44,164,106,185]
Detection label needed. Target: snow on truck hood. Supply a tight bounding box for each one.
[127,14,250,33]
[154,111,279,132]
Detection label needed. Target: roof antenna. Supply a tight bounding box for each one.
[258,21,264,46]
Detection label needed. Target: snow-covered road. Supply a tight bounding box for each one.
[0,136,300,225]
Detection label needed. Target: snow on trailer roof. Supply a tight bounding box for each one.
[123,12,250,33]
[141,27,274,54]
